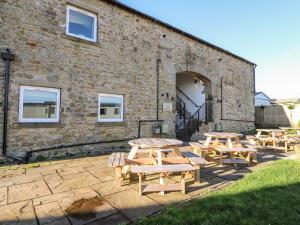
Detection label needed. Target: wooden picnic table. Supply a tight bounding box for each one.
[204,132,242,148]
[256,129,287,147]
[279,127,300,137]
[128,138,183,194]
[216,147,257,165]
[128,138,183,159]
[256,129,286,138]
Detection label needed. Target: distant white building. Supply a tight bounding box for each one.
[255,92,273,106]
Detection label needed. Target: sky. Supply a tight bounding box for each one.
[119,0,300,99]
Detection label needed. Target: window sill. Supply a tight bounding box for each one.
[61,34,99,46]
[95,122,126,127]
[12,122,64,129]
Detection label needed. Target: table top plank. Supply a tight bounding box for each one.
[129,138,182,149]
[216,147,257,153]
[131,164,194,173]
[204,132,242,139]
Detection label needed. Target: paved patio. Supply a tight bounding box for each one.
[0,147,293,225]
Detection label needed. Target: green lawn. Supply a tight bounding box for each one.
[136,160,300,225]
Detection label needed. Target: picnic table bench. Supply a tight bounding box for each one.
[131,164,195,195]
[108,152,126,185]
[189,142,215,157]
[182,151,207,183]
[216,147,257,165]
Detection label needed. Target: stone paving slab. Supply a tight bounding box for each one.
[65,196,117,225]
[0,187,7,206]
[8,181,51,204]
[0,168,26,179]
[0,173,43,188]
[87,213,129,225]
[25,164,66,175]
[104,188,163,221]
[147,191,191,206]
[44,172,101,193]
[35,202,71,225]
[57,167,86,177]
[86,167,115,182]
[91,181,131,197]
[0,200,37,225]
[33,191,77,207]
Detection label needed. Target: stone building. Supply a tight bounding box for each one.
[0,0,256,160]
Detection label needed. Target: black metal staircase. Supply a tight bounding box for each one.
[176,87,208,141]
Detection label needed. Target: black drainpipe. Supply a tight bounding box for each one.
[1,49,23,163]
[156,59,161,120]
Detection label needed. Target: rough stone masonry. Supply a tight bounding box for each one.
[0,0,256,159]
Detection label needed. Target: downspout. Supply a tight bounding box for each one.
[156,59,161,120]
[1,48,23,162]
[1,48,14,156]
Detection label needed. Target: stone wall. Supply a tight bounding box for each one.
[0,0,255,158]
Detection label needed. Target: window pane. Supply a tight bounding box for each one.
[69,9,95,39]
[99,96,122,120]
[23,89,58,119]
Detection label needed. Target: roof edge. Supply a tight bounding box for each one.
[102,0,256,66]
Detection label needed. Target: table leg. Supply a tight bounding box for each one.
[115,167,122,186]
[194,166,200,183]
[157,151,163,165]
[235,137,241,146]
[227,138,233,148]
[256,131,262,138]
[285,141,288,153]
[157,151,164,195]
[172,146,182,157]
[128,145,139,160]
[220,152,224,165]
[123,145,139,174]
[181,172,186,194]
[213,138,219,148]
[160,173,165,195]
[138,173,143,196]
[204,136,212,147]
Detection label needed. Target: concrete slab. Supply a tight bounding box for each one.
[0,200,37,225]
[104,188,163,222]
[35,202,70,225]
[0,187,7,206]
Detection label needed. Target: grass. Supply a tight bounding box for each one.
[136,160,300,225]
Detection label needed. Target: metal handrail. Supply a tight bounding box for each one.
[176,87,200,107]
[187,103,206,141]
[176,96,186,131]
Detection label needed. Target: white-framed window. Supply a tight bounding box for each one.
[19,86,60,123]
[98,93,124,122]
[66,5,97,42]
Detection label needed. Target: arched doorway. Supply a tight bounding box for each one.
[176,71,212,141]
